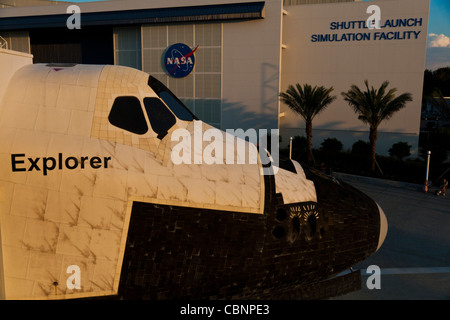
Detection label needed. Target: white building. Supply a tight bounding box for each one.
[0,0,430,156]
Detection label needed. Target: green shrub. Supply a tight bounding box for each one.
[352,140,370,155]
[389,142,411,159]
[321,138,343,153]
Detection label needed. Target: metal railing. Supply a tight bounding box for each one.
[0,36,8,50]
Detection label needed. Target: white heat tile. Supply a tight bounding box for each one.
[97,138,116,157]
[185,177,216,205]
[0,152,27,184]
[22,219,59,253]
[75,65,103,87]
[68,110,93,137]
[11,183,48,219]
[89,229,121,261]
[56,84,92,111]
[242,184,260,209]
[44,190,81,225]
[112,144,144,172]
[0,214,27,247]
[92,168,128,201]
[56,224,92,257]
[11,129,51,155]
[60,169,95,198]
[43,83,60,108]
[2,75,28,104]
[27,251,64,282]
[215,181,242,208]
[56,68,80,86]
[78,196,115,229]
[45,66,77,86]
[242,163,261,187]
[144,153,173,177]
[24,81,45,106]
[200,164,228,183]
[4,277,34,300]
[35,106,71,134]
[157,176,187,202]
[47,134,84,158]
[171,162,202,180]
[0,181,14,216]
[91,259,116,292]
[30,280,54,298]
[26,164,63,192]
[81,137,101,156]
[274,168,317,204]
[2,245,30,279]
[0,127,17,153]
[87,87,98,112]
[223,164,245,184]
[127,172,158,199]
[0,101,40,130]
[109,200,127,231]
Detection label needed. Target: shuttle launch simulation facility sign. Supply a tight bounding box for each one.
[280,0,429,156]
[310,17,424,43]
[162,43,197,78]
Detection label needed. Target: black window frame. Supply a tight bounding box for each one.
[143,97,177,140]
[147,75,198,121]
[108,96,149,135]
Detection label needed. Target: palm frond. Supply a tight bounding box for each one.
[341,80,412,128]
[280,83,336,122]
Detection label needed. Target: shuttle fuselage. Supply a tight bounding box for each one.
[0,63,387,300]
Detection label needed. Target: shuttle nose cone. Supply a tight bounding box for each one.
[376,203,388,251]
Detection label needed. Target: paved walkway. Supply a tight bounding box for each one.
[332,172,450,300]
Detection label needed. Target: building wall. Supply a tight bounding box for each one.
[0,0,56,8]
[112,0,283,132]
[284,0,360,5]
[0,47,33,299]
[0,31,30,54]
[114,23,223,128]
[0,48,33,109]
[143,23,222,128]
[1,0,429,155]
[222,0,283,131]
[280,0,430,156]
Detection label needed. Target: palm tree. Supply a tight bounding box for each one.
[280,84,336,164]
[342,80,412,172]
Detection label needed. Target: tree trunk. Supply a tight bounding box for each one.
[306,120,313,164]
[369,126,378,172]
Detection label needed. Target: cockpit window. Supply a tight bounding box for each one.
[148,75,197,121]
[108,96,148,135]
[143,97,176,139]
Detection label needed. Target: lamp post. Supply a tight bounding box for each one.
[289,137,293,160]
[424,150,431,193]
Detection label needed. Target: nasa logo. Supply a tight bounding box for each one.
[163,43,198,78]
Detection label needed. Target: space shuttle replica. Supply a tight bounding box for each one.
[0,50,387,300]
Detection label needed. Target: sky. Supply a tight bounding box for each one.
[424,0,450,70]
[361,0,450,70]
[57,0,450,70]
